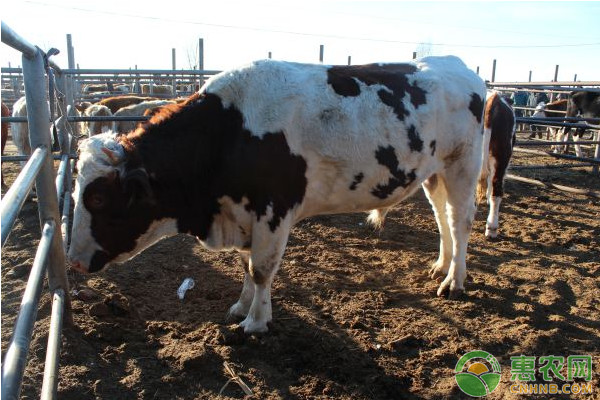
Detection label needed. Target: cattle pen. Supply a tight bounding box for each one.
[2,27,600,400]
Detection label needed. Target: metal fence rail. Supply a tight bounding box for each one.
[1,21,71,400]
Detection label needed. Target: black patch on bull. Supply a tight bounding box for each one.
[327,64,427,121]
[371,145,417,199]
[349,172,364,190]
[429,140,436,156]
[469,93,484,124]
[83,93,308,270]
[407,125,423,152]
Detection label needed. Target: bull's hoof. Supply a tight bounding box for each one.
[226,302,249,322]
[429,264,448,280]
[485,227,499,240]
[448,288,465,300]
[239,316,270,334]
[436,278,465,300]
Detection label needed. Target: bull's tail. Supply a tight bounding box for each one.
[477,91,500,205]
[477,125,494,205]
[366,208,389,230]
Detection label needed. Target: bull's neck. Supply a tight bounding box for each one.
[119,94,235,239]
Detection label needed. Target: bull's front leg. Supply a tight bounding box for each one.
[227,252,254,320]
[238,216,292,333]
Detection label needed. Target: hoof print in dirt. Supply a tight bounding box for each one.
[7,261,33,280]
[72,287,98,302]
[104,294,131,317]
[221,326,247,346]
[88,302,110,317]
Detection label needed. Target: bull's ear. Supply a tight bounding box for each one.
[123,168,155,207]
[101,147,122,165]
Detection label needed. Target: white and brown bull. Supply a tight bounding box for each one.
[67,57,486,334]
[477,91,516,239]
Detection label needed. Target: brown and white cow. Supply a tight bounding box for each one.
[97,95,160,114]
[477,91,516,239]
[563,91,600,157]
[83,104,113,137]
[68,57,486,333]
[112,100,176,133]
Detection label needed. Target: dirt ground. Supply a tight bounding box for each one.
[2,132,599,400]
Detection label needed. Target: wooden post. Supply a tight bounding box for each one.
[574,73,577,82]
[347,56,351,65]
[476,66,479,75]
[319,45,324,63]
[268,51,272,59]
[412,51,417,59]
[528,70,532,82]
[491,59,496,82]
[553,64,559,82]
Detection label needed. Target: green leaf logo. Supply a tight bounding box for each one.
[455,351,502,397]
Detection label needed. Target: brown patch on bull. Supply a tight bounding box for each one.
[249,265,267,285]
[423,174,438,192]
[443,145,464,167]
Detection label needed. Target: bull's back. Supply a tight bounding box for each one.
[204,58,485,217]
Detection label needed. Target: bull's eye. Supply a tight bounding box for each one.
[87,193,107,210]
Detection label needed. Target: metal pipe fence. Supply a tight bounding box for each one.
[0,147,47,246]
[1,22,71,400]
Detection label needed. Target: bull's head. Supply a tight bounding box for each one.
[67,132,175,273]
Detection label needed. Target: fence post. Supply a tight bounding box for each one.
[529,70,532,82]
[319,45,324,63]
[347,56,351,65]
[21,47,71,322]
[268,51,272,59]
[491,59,496,82]
[198,38,204,89]
[171,48,177,95]
[412,51,417,59]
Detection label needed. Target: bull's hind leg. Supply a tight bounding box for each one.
[436,158,479,299]
[238,216,292,333]
[227,252,254,320]
[486,152,511,239]
[422,174,452,280]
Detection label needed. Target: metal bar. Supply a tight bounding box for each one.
[61,68,220,75]
[516,118,594,129]
[21,44,72,325]
[55,154,69,199]
[510,163,595,170]
[515,140,600,146]
[1,221,55,400]
[0,147,47,247]
[2,67,219,76]
[2,116,64,123]
[2,154,77,162]
[513,147,600,164]
[61,160,74,253]
[40,289,65,400]
[488,81,600,87]
[513,115,600,124]
[66,115,149,122]
[1,21,37,59]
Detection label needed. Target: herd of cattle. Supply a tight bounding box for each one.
[2,57,599,334]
